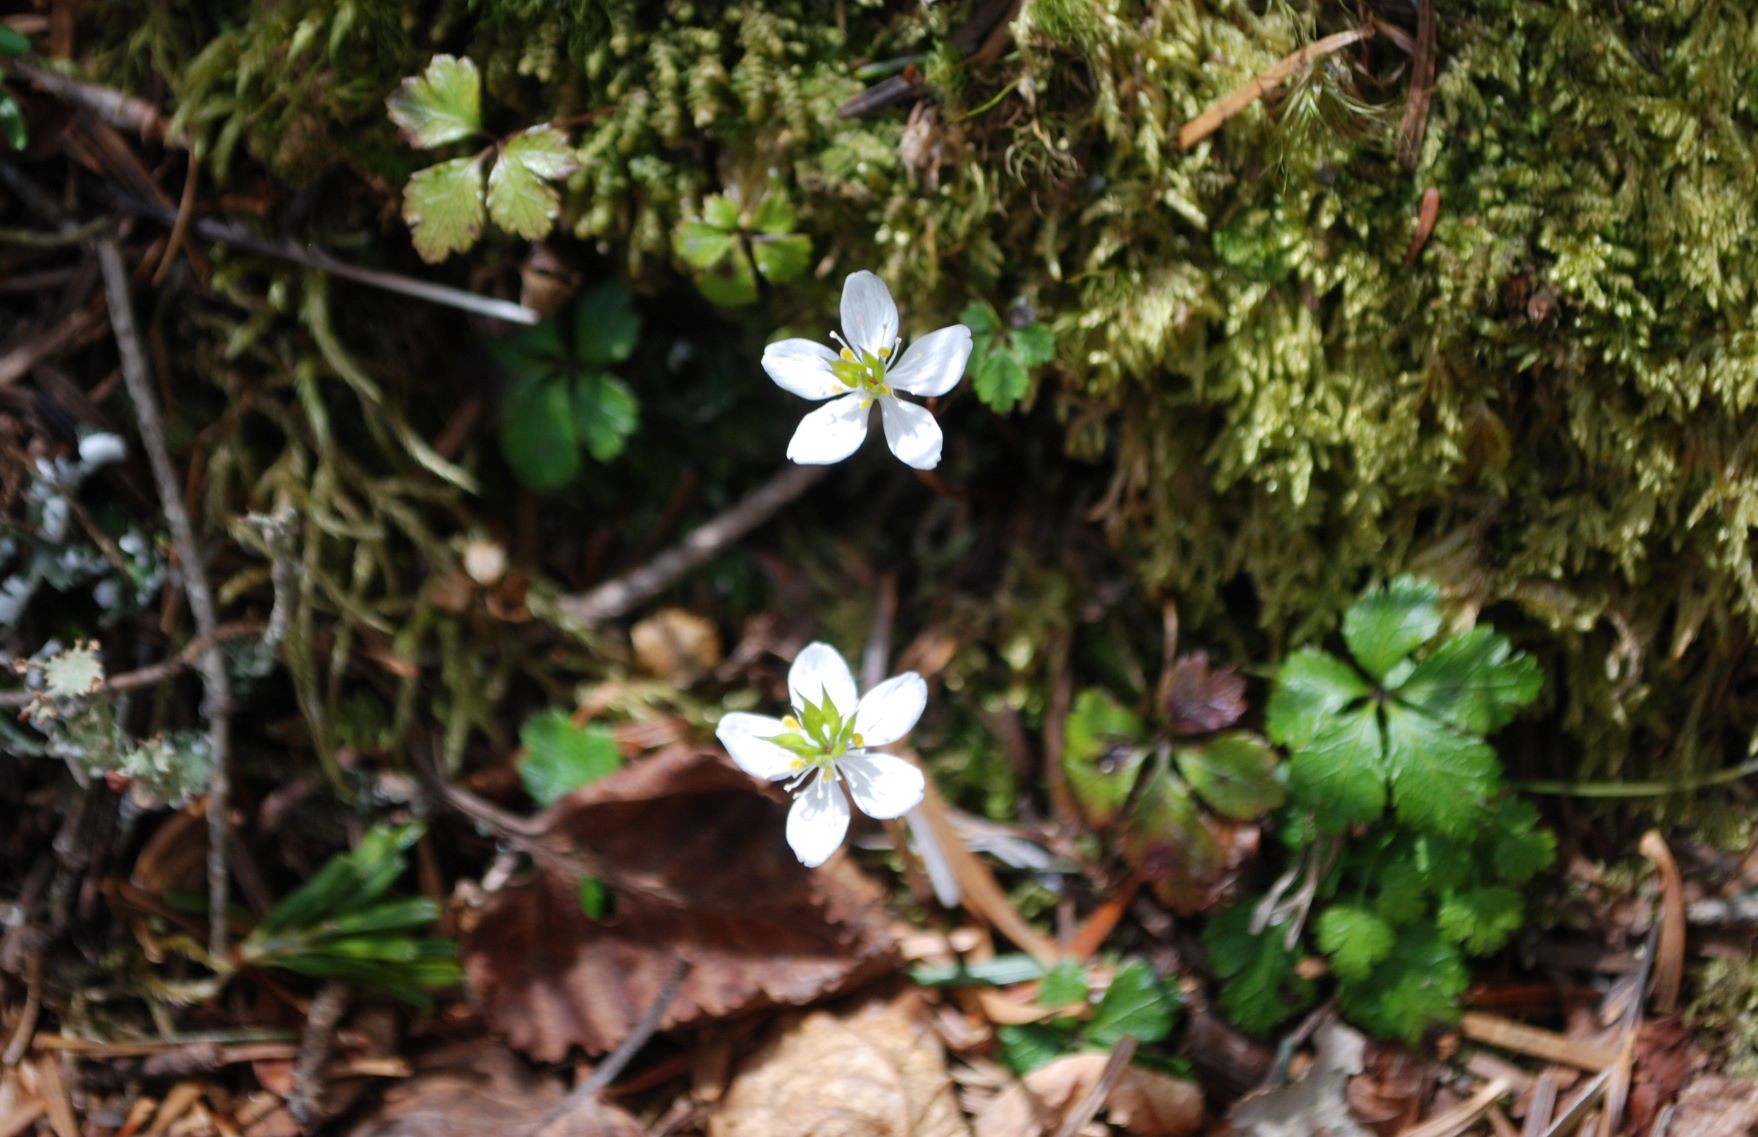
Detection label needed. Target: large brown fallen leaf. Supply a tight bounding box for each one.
[1228,1021,1368,1137]
[463,747,897,1059]
[972,1053,1204,1137]
[711,991,969,1137]
[344,1041,641,1137]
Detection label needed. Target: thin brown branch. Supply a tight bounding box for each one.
[287,983,349,1127]
[578,955,692,1098]
[1396,0,1437,169]
[1178,27,1373,151]
[555,464,830,627]
[1050,1036,1137,1137]
[9,59,178,144]
[97,237,234,962]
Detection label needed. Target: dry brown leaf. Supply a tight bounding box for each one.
[972,1053,1203,1137]
[344,1041,642,1137]
[1664,1074,1758,1137]
[1161,653,1247,736]
[631,608,722,684]
[1229,1021,1369,1137]
[464,748,897,1059]
[711,992,969,1137]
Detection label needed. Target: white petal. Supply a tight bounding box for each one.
[715,712,797,781]
[853,673,927,746]
[840,270,899,358]
[788,642,858,717]
[879,397,943,470]
[786,773,851,867]
[786,395,870,465]
[887,325,972,397]
[838,752,926,821]
[761,338,846,401]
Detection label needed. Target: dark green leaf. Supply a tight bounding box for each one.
[1343,576,1443,681]
[973,350,1030,413]
[751,233,811,282]
[1488,798,1556,884]
[1315,905,1396,982]
[1062,689,1147,827]
[255,824,425,935]
[0,98,24,152]
[1266,648,1370,749]
[1383,703,1499,836]
[572,374,639,462]
[997,1024,1068,1074]
[696,240,759,306]
[578,877,608,920]
[519,710,623,806]
[1205,905,1315,1035]
[750,192,796,235]
[959,301,1000,335]
[1287,703,1387,831]
[1374,861,1430,925]
[573,282,641,366]
[1010,323,1056,368]
[1396,627,1542,734]
[0,27,30,55]
[1036,960,1090,1008]
[491,319,567,379]
[500,375,581,490]
[322,898,443,938]
[1086,961,1178,1048]
[1176,732,1286,820]
[1437,886,1525,954]
[673,220,736,269]
[1336,924,1467,1043]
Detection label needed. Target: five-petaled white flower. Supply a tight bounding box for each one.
[716,642,928,867]
[762,271,972,470]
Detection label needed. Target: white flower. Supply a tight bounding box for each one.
[716,641,929,867]
[761,271,973,470]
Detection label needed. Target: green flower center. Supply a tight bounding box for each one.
[830,344,893,404]
[767,689,864,774]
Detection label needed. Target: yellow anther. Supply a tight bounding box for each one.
[877,345,891,359]
[839,347,856,361]
[782,715,800,731]
[852,733,865,747]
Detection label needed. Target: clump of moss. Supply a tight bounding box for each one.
[1690,958,1758,1079]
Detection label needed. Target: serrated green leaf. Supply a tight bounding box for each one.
[1010,323,1056,368]
[1337,924,1467,1043]
[752,233,811,282]
[519,710,623,806]
[1266,648,1371,749]
[973,350,1030,413]
[573,283,640,366]
[1287,703,1387,831]
[1437,886,1525,954]
[1375,860,1430,925]
[386,55,481,148]
[0,27,29,55]
[1383,703,1499,835]
[750,192,796,235]
[1411,833,1474,892]
[501,374,581,490]
[959,301,1001,335]
[1489,798,1556,884]
[997,1024,1067,1074]
[1396,627,1543,734]
[673,220,736,269]
[1177,732,1286,820]
[0,98,24,152]
[1036,959,1090,1008]
[1205,905,1315,1035]
[1316,905,1396,981]
[1087,961,1179,1048]
[1126,764,1231,911]
[696,240,758,306]
[572,374,638,462]
[1062,689,1147,827]
[402,156,484,263]
[486,127,576,240]
[703,194,741,231]
[1344,576,1443,680]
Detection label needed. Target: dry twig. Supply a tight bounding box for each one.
[1178,27,1373,151]
[1050,1036,1138,1137]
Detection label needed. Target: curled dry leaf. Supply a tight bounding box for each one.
[343,1040,642,1137]
[711,991,969,1137]
[1161,652,1247,736]
[972,1053,1203,1137]
[464,748,897,1059]
[1229,1021,1369,1137]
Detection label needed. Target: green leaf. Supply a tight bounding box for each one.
[959,301,1000,335]
[909,954,1046,988]
[1125,764,1231,909]
[573,282,641,366]
[1177,732,1286,820]
[322,898,442,938]
[486,126,577,240]
[0,27,30,55]
[1205,905,1315,1035]
[572,374,639,462]
[578,877,608,920]
[673,220,736,269]
[1036,960,1090,1008]
[1087,961,1179,1048]
[1315,905,1396,982]
[750,192,796,235]
[501,374,581,490]
[491,318,567,379]
[1488,798,1556,884]
[1343,576,1443,681]
[1287,703,1387,831]
[1337,924,1467,1043]
[1061,689,1147,827]
[1396,627,1543,734]
[519,710,623,806]
[1437,886,1525,954]
[703,193,742,231]
[1374,861,1430,925]
[1383,703,1499,836]
[973,350,1030,413]
[1010,323,1056,368]
[997,1024,1068,1074]
[254,824,425,936]
[1266,648,1370,749]
[386,55,481,148]
[696,240,758,306]
[752,233,812,282]
[0,97,24,152]
[402,156,485,263]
